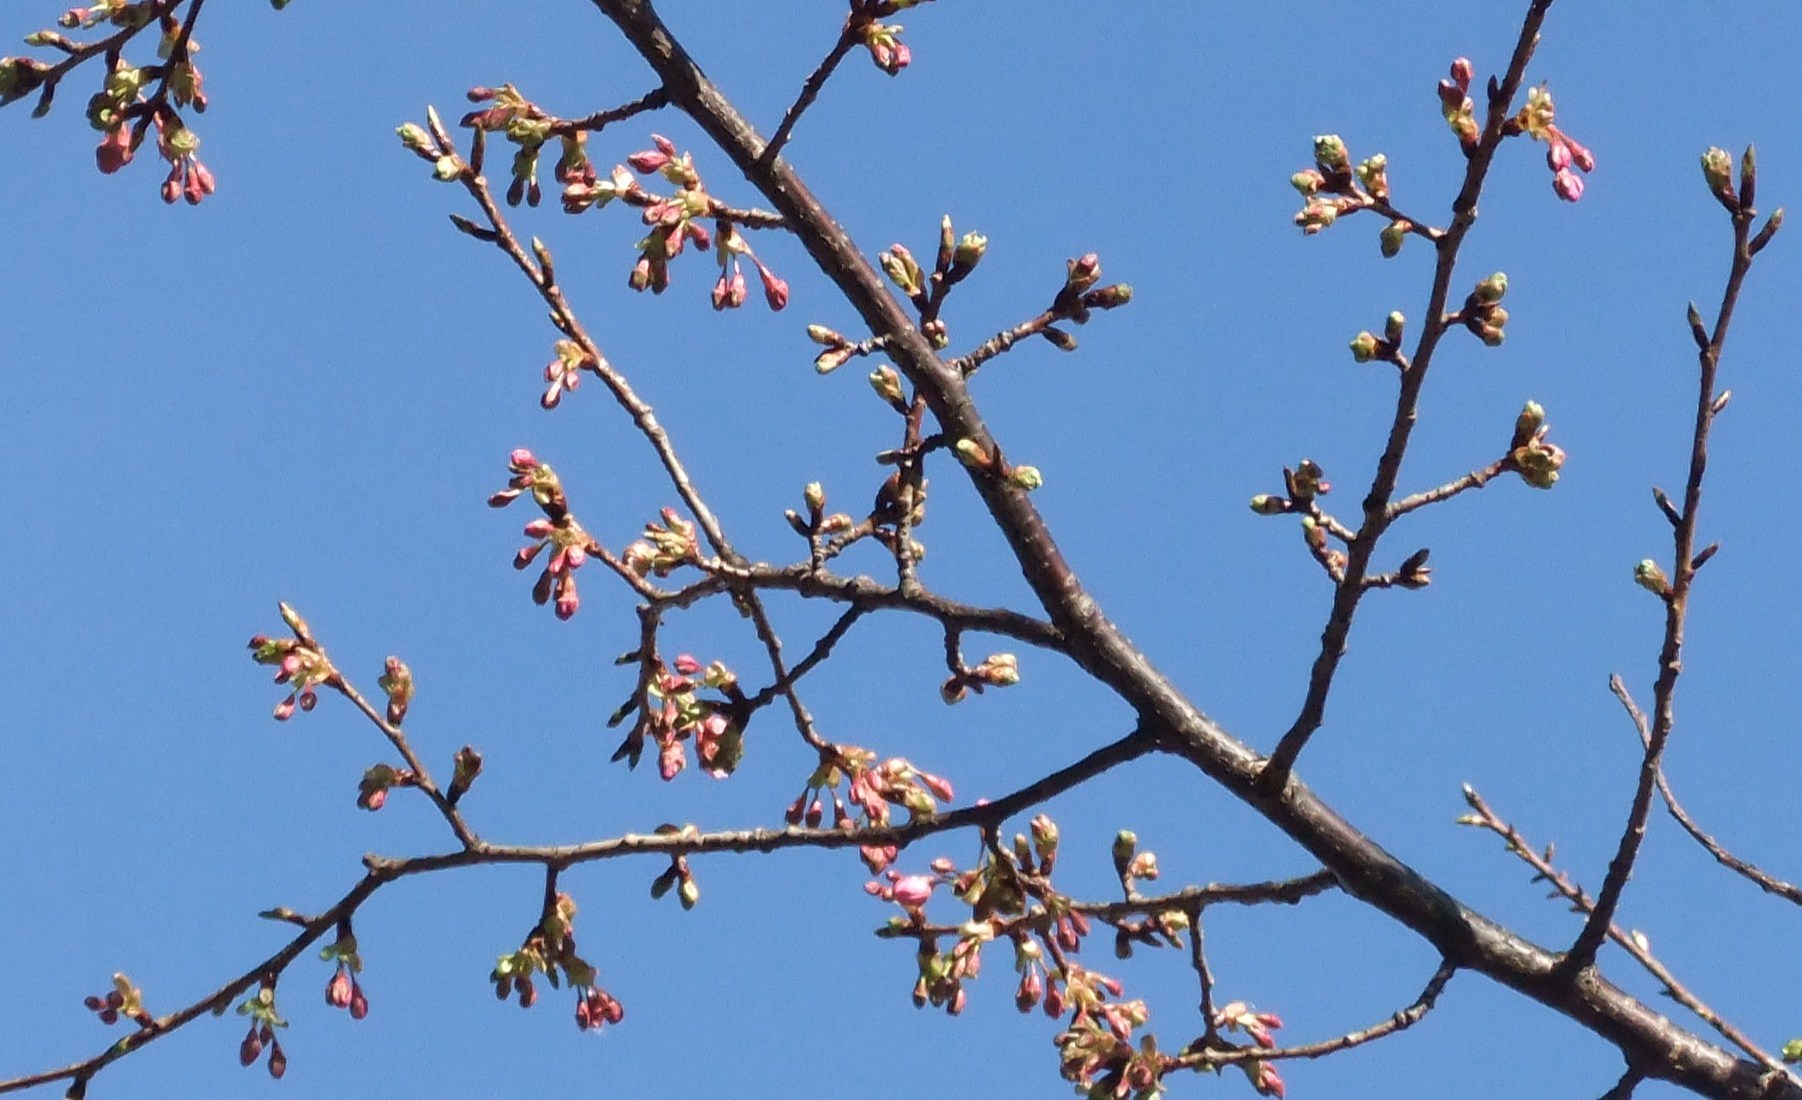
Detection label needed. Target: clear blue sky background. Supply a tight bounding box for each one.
[4,3,1800,1098]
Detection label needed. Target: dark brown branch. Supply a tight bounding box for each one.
[0,728,1155,1097]
[545,86,669,136]
[1600,1066,1649,1100]
[1262,2,1554,788]
[1564,172,1765,977]
[1461,786,1789,1074]
[761,27,858,164]
[579,2,1799,1096]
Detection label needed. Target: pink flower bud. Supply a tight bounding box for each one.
[1546,139,1572,172]
[674,654,701,675]
[349,985,369,1020]
[1553,168,1585,202]
[523,519,555,539]
[239,1025,263,1066]
[509,448,538,470]
[326,970,352,1008]
[1449,57,1473,91]
[755,261,789,311]
[889,874,936,909]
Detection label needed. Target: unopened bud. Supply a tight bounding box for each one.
[1380,220,1408,258]
[1384,311,1405,343]
[868,365,906,407]
[1475,271,1509,304]
[803,482,826,513]
[1634,559,1671,596]
[1312,134,1349,174]
[807,323,847,347]
[1701,147,1736,207]
[1249,494,1289,516]
[1349,331,1380,363]
[1007,465,1043,491]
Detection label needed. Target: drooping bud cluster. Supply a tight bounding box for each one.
[235,977,288,1079]
[1507,400,1566,489]
[1052,964,1160,1100]
[488,450,593,619]
[649,849,703,910]
[82,973,152,1029]
[623,653,745,781]
[1,4,223,202]
[540,338,602,410]
[1214,1001,1289,1097]
[848,0,932,75]
[320,924,370,1021]
[491,893,624,1034]
[247,602,334,721]
[710,218,788,311]
[1512,84,1594,202]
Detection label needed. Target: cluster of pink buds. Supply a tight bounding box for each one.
[1052,966,1163,1099]
[155,119,215,205]
[460,84,553,206]
[784,749,952,870]
[321,926,369,1020]
[847,1,916,76]
[247,603,334,721]
[866,868,943,917]
[1515,84,1594,201]
[540,338,602,410]
[235,978,288,1079]
[574,985,624,1032]
[1212,1001,1288,1097]
[489,450,593,619]
[1437,56,1480,149]
[620,508,702,577]
[1507,400,1566,489]
[641,654,744,780]
[83,973,151,1029]
[626,135,711,294]
[491,893,623,1033]
[357,762,416,811]
[711,221,788,311]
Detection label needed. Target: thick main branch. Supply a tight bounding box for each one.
[580,3,1796,1097]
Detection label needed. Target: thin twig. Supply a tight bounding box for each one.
[1260,1,1555,791]
[1564,174,1765,977]
[1387,457,1509,520]
[0,729,1155,1096]
[1461,786,1791,1075]
[761,27,858,164]
[1609,676,1802,906]
[1176,960,1456,1069]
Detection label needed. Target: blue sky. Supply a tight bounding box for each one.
[4,3,1801,1098]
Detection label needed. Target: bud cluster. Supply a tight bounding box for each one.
[489,449,594,619]
[1507,400,1566,489]
[82,973,151,1029]
[1290,134,1408,253]
[876,214,990,349]
[940,651,1021,704]
[620,508,703,578]
[785,747,954,871]
[320,925,370,1021]
[1437,56,1480,150]
[1512,84,1594,202]
[1459,271,1511,346]
[247,603,334,721]
[631,653,745,781]
[490,893,625,1034]
[234,978,288,1079]
[848,0,933,75]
